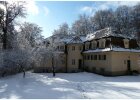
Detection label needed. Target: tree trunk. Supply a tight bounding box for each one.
[52,55,55,77]
[2,70,6,77]
[65,45,68,73]
[23,69,25,78]
[3,28,7,49]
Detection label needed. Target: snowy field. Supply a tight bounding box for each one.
[0,72,140,99]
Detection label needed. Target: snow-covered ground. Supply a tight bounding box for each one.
[0,72,140,99]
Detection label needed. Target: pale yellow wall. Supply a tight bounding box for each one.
[83,51,140,75]
[67,44,83,72]
[83,52,112,72]
[110,52,140,73]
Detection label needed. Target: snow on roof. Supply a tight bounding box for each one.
[83,48,111,53]
[85,27,135,42]
[52,35,74,45]
[83,47,140,53]
[55,51,65,54]
[112,47,140,53]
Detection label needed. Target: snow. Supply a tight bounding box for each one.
[83,48,111,53]
[0,72,140,99]
[112,47,140,52]
[85,27,135,42]
[83,47,140,53]
[55,51,65,54]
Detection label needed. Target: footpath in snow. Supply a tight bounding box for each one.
[0,72,140,99]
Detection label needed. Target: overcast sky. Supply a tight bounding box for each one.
[25,1,140,38]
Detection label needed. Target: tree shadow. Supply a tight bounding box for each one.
[0,72,140,99]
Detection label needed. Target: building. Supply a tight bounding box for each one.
[34,27,140,76]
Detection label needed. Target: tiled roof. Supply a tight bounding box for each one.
[85,27,136,42]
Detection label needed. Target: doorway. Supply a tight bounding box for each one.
[78,59,82,69]
[127,60,131,71]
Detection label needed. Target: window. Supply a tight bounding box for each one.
[84,55,86,60]
[101,41,104,48]
[72,59,75,65]
[85,42,90,50]
[91,41,97,49]
[86,44,89,50]
[123,39,129,48]
[99,55,101,60]
[87,55,90,60]
[94,55,97,60]
[79,46,82,51]
[91,55,93,60]
[99,39,106,48]
[98,55,106,60]
[72,46,75,51]
[103,55,106,60]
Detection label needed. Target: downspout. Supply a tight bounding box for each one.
[83,42,85,71]
[82,44,84,72]
[65,43,68,73]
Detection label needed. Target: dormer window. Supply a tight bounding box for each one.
[91,40,97,49]
[123,39,129,48]
[85,42,90,50]
[99,39,106,48]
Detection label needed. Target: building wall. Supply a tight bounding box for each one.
[83,51,140,76]
[83,52,112,75]
[67,44,83,72]
[110,51,140,75]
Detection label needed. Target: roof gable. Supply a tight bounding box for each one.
[68,36,83,44]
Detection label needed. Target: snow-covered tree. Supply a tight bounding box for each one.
[0,1,26,49]
[91,9,114,31]
[0,49,32,77]
[33,40,60,77]
[71,14,91,35]
[131,3,140,40]
[19,22,43,47]
[114,5,132,35]
[52,22,69,36]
